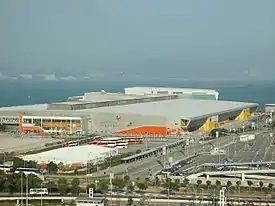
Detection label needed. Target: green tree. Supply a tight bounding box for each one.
[87,183,96,193]
[145,177,150,186]
[48,161,58,174]
[46,181,57,193]
[113,177,125,189]
[183,178,190,187]
[127,197,133,206]
[136,182,148,191]
[174,179,180,187]
[57,178,68,195]
[70,178,80,195]
[247,180,253,191]
[259,181,264,191]
[206,180,211,191]
[127,184,135,192]
[226,181,232,190]
[197,179,202,188]
[215,180,221,190]
[154,176,160,187]
[98,179,109,191]
[0,124,6,132]
[124,175,130,183]
[268,183,273,192]
[28,174,42,188]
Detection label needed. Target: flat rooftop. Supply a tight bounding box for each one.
[22,145,116,164]
[0,104,48,111]
[125,86,219,94]
[53,92,175,105]
[88,98,259,121]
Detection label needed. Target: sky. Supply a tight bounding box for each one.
[0,0,275,80]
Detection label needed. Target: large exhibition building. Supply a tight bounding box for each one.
[0,87,259,135]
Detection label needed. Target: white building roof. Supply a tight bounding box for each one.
[125,86,218,95]
[89,99,259,121]
[21,145,116,164]
[0,104,48,111]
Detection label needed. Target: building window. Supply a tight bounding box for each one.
[157,91,169,94]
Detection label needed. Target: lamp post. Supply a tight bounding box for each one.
[40,183,43,206]
[26,174,29,206]
[109,150,113,206]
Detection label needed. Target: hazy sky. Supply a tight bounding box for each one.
[0,0,275,79]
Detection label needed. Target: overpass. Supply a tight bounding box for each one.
[202,161,275,167]
[121,139,187,163]
[186,169,275,181]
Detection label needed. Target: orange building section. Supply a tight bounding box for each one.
[20,126,46,134]
[113,126,167,136]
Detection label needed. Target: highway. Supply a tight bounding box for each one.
[1,192,275,205]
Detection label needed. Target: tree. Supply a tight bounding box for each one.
[154,176,160,187]
[57,178,68,195]
[98,179,109,191]
[124,175,130,183]
[259,181,264,191]
[0,124,6,132]
[27,174,42,188]
[247,180,253,191]
[145,177,150,186]
[183,178,190,187]
[197,179,202,188]
[206,180,211,191]
[48,161,58,174]
[136,182,148,191]
[127,197,134,206]
[174,179,180,189]
[226,181,232,190]
[215,180,221,190]
[127,184,135,192]
[87,183,96,193]
[113,177,126,189]
[268,183,273,192]
[46,181,57,193]
[70,178,80,195]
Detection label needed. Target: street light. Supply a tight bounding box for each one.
[26,174,29,206]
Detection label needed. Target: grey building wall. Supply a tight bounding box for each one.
[86,112,167,134]
[187,117,208,132]
[218,110,243,122]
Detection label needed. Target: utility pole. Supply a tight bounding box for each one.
[162,147,166,169]
[26,174,29,206]
[40,183,43,206]
[109,150,113,206]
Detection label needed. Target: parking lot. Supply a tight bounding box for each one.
[0,133,62,153]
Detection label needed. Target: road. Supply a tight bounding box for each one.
[170,130,275,180]
[0,192,275,205]
[44,135,236,180]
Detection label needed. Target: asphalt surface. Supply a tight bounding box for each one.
[171,130,275,177]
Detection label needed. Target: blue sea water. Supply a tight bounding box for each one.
[0,79,274,108]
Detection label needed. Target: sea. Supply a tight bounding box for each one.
[0,79,274,108]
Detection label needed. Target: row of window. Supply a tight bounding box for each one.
[23,119,81,124]
[99,123,118,128]
[157,91,207,95]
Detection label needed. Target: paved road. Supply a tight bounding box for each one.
[172,130,275,177]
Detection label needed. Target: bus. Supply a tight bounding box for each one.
[116,141,128,148]
[123,137,144,144]
[15,168,43,176]
[0,164,14,175]
[30,188,48,195]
